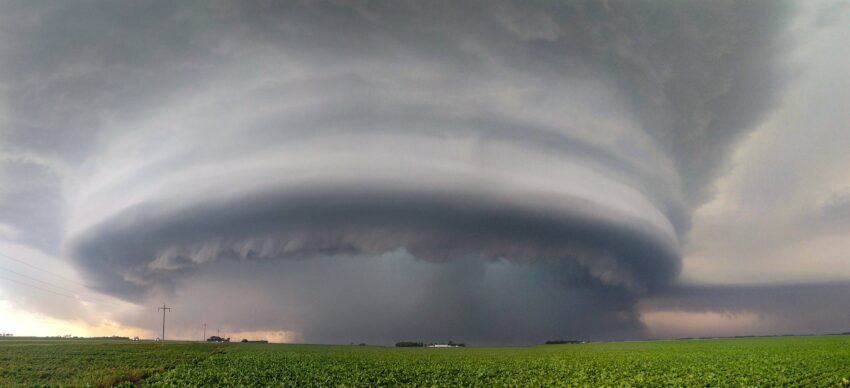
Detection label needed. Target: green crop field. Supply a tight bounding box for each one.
[3,336,850,387]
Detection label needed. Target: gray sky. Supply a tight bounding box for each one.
[1,0,849,344]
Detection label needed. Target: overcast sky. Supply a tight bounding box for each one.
[1,0,849,345]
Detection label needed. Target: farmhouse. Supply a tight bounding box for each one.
[427,341,465,348]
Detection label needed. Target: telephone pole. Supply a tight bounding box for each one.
[202,323,207,342]
[157,304,171,341]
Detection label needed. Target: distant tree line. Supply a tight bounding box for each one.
[207,336,230,342]
[240,339,269,344]
[545,340,583,345]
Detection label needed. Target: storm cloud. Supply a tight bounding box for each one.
[0,0,820,343]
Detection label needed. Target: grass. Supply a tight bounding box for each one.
[0,339,222,386]
[3,336,850,386]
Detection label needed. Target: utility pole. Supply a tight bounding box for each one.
[158,304,171,342]
[203,323,207,342]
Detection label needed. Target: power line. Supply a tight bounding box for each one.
[0,266,83,296]
[0,251,125,306]
[0,269,118,306]
[0,251,88,288]
[0,275,87,301]
[0,274,116,306]
[0,255,118,305]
